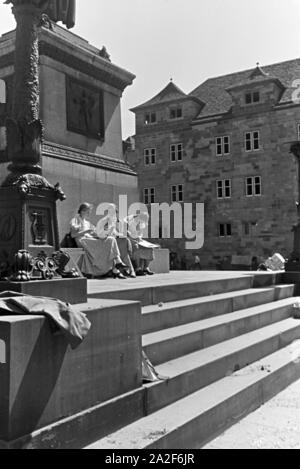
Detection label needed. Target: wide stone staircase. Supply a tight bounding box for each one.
[85,272,300,449]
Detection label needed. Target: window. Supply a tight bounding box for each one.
[171,184,184,202]
[170,143,183,162]
[253,92,260,103]
[0,127,6,151]
[0,80,7,151]
[144,148,156,166]
[245,91,260,104]
[243,221,257,237]
[246,176,262,197]
[0,79,6,108]
[170,107,183,120]
[144,188,155,204]
[219,223,232,237]
[216,136,230,156]
[216,179,231,199]
[245,131,260,151]
[245,93,252,105]
[144,112,157,125]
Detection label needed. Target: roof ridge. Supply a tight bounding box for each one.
[189,57,300,96]
[131,80,191,111]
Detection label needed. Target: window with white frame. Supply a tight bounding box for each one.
[144,187,155,204]
[245,131,260,151]
[246,176,262,197]
[171,184,184,202]
[144,148,156,166]
[170,143,183,162]
[170,107,183,120]
[218,223,232,237]
[144,112,157,125]
[216,179,231,199]
[216,136,230,156]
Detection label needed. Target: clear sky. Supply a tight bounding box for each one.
[1,0,300,138]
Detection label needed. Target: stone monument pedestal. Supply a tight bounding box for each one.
[0,183,61,268]
[0,298,142,448]
[0,278,87,304]
[0,181,87,304]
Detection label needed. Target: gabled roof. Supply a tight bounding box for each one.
[226,64,285,92]
[190,58,300,119]
[131,81,202,112]
[249,63,269,79]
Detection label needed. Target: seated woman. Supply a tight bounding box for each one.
[127,212,156,276]
[96,204,136,278]
[70,203,127,279]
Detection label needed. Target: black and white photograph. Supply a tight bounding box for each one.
[0,0,300,453]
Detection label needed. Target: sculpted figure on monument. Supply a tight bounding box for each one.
[45,0,76,29]
[4,0,76,29]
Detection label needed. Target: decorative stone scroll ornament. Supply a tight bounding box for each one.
[7,174,66,200]
[11,249,80,282]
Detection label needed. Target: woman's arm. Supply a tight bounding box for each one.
[96,215,118,238]
[70,218,93,239]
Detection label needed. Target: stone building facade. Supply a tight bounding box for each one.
[127,61,300,268]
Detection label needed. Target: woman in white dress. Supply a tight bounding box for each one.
[127,212,156,276]
[96,204,136,278]
[70,203,127,279]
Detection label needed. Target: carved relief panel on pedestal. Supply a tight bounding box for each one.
[66,77,105,141]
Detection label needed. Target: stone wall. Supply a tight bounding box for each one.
[39,57,124,160]
[128,101,300,268]
[43,154,139,240]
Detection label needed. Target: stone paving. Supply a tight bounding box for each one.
[204,378,300,449]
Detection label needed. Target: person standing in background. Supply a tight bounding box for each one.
[190,254,202,271]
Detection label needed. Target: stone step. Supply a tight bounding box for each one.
[26,315,300,449]
[88,274,254,306]
[142,285,295,334]
[143,298,296,365]
[252,272,283,287]
[143,318,300,414]
[87,339,300,449]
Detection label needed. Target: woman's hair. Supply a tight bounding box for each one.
[78,203,93,214]
[137,211,149,223]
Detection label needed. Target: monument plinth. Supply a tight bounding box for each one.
[0,10,138,242]
[0,0,87,302]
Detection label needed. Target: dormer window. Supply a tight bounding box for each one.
[144,112,157,125]
[170,107,183,120]
[245,91,260,105]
